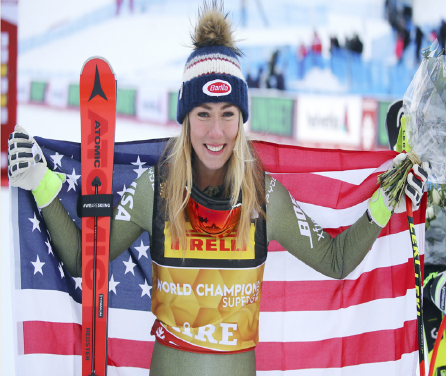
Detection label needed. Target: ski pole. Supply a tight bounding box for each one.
[406,198,425,376]
[398,115,425,375]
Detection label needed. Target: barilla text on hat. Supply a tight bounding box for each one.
[203,80,232,97]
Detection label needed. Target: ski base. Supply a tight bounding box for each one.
[80,57,116,376]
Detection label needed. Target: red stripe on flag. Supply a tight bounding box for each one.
[272,172,382,210]
[108,338,154,369]
[261,261,415,311]
[325,209,426,238]
[267,197,426,253]
[255,319,417,370]
[23,321,82,355]
[254,140,397,173]
[22,320,417,371]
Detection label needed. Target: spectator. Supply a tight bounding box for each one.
[330,35,340,54]
[116,0,123,15]
[345,36,351,51]
[267,49,279,89]
[297,41,307,60]
[296,41,307,79]
[267,67,285,91]
[275,67,285,90]
[396,30,405,64]
[116,0,134,15]
[349,33,363,56]
[439,20,446,52]
[415,25,424,64]
[311,31,322,54]
[429,29,438,43]
[393,17,410,64]
[311,31,322,68]
[402,5,412,30]
[402,26,411,52]
[246,69,258,89]
[385,0,399,33]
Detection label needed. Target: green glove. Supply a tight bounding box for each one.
[32,168,66,208]
[367,188,392,227]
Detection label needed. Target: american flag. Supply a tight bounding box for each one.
[10,137,425,375]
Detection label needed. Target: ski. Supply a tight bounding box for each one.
[80,57,116,376]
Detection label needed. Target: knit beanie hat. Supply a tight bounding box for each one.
[176,3,249,125]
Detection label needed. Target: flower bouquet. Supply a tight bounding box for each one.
[378,43,446,208]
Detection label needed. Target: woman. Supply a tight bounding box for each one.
[8,3,429,376]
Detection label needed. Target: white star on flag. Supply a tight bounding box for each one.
[109,274,120,294]
[50,152,64,170]
[31,255,45,275]
[66,168,81,192]
[58,263,65,278]
[139,279,152,298]
[132,156,148,178]
[123,256,137,275]
[117,184,128,197]
[134,240,149,260]
[67,179,77,192]
[45,239,54,256]
[29,213,41,232]
[73,277,82,290]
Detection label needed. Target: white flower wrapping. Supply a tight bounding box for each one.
[403,45,446,183]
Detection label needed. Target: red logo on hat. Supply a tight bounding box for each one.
[203,80,232,96]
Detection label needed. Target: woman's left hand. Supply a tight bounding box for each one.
[405,161,430,211]
[368,157,430,227]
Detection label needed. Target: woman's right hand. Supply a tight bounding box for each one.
[8,125,48,191]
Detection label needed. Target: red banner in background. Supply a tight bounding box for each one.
[1,0,18,186]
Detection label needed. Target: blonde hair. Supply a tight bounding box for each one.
[161,114,265,252]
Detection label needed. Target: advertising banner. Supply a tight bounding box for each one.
[30,81,47,103]
[296,95,362,149]
[250,94,295,137]
[117,88,137,116]
[136,88,169,124]
[46,80,69,108]
[1,0,18,183]
[67,84,80,107]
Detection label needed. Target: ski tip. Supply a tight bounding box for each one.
[80,56,115,75]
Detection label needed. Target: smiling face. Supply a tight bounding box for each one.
[189,102,240,190]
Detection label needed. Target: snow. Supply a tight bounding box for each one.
[288,67,348,92]
[413,0,446,26]
[17,0,394,91]
[18,11,192,88]
[18,0,112,39]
